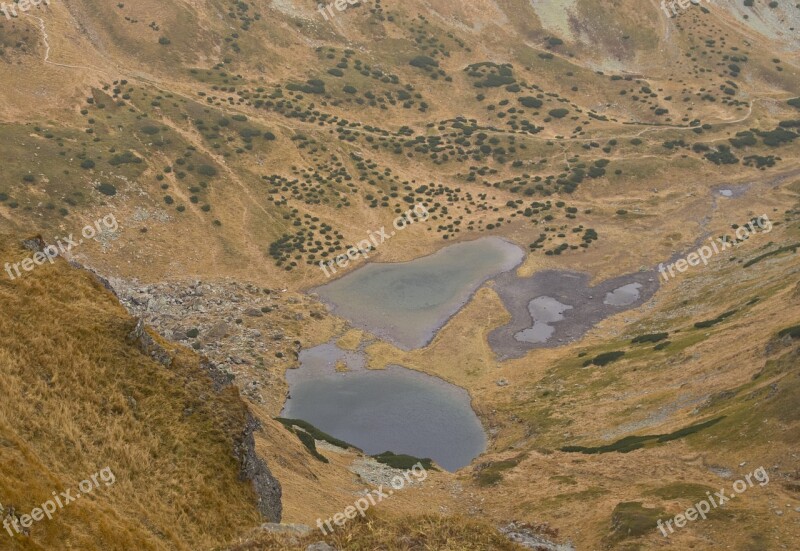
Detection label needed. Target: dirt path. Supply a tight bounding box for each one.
[26,13,107,72]
[26,12,287,270]
[155,117,284,264]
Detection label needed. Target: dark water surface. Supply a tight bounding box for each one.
[281,343,487,472]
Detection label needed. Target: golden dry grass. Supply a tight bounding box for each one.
[0,235,263,550]
[226,512,526,551]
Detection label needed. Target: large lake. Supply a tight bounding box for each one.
[281,342,487,472]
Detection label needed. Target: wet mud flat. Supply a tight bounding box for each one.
[488,269,660,360]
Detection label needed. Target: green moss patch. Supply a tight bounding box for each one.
[608,502,666,542]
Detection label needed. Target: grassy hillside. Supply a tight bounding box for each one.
[0,235,270,550]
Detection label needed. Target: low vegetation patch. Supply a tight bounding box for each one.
[473,454,526,487]
[694,310,737,329]
[275,418,358,450]
[583,351,625,367]
[227,512,523,550]
[743,243,800,267]
[631,332,669,344]
[608,502,666,542]
[647,482,715,501]
[777,325,800,340]
[561,417,724,454]
[372,451,435,470]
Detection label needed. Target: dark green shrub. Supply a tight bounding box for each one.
[409,56,438,69]
[275,418,356,450]
[743,243,800,267]
[108,151,142,166]
[96,183,117,196]
[631,333,669,344]
[196,164,217,177]
[694,310,737,328]
[777,325,800,339]
[372,451,435,470]
[583,351,625,367]
[518,97,543,108]
[295,430,328,463]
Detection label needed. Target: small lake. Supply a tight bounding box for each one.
[313,237,523,350]
[282,342,487,472]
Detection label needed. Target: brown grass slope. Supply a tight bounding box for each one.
[437,202,800,550]
[226,512,526,551]
[0,235,266,550]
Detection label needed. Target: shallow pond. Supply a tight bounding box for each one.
[488,270,659,360]
[514,296,574,344]
[604,283,643,306]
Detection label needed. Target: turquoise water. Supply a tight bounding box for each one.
[313,237,524,350]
